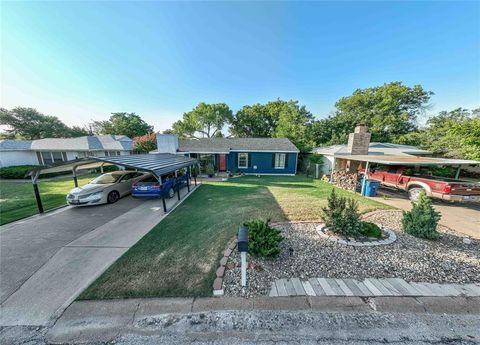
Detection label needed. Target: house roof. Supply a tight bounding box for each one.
[315,142,432,156]
[334,154,480,166]
[0,140,32,150]
[0,135,132,152]
[178,138,299,153]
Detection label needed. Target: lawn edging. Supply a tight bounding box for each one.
[213,236,237,296]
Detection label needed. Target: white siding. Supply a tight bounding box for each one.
[321,156,335,175]
[0,151,39,167]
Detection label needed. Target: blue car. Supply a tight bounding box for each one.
[132,173,188,199]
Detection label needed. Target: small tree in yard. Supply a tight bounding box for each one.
[402,192,441,240]
[133,133,157,153]
[322,189,362,237]
[245,219,283,257]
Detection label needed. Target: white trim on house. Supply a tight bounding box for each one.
[229,149,299,153]
[238,152,248,168]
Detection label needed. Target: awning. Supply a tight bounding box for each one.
[94,153,197,178]
[32,153,197,179]
[334,154,480,166]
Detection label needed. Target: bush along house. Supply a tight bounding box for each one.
[156,134,299,175]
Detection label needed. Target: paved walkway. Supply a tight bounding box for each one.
[0,185,200,327]
[269,277,480,297]
[372,188,480,239]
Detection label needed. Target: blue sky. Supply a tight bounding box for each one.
[1,1,479,132]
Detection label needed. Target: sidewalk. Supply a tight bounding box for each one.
[0,185,200,327]
[45,296,480,344]
[269,277,480,297]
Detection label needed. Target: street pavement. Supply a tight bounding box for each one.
[0,185,199,326]
[1,296,479,345]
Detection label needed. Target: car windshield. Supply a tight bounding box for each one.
[90,173,122,184]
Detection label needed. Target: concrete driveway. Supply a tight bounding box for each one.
[372,188,480,239]
[0,185,199,326]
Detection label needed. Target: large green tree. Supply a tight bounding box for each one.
[171,103,233,139]
[316,82,433,144]
[230,103,276,137]
[230,99,315,152]
[0,107,88,139]
[92,112,154,138]
[399,108,480,160]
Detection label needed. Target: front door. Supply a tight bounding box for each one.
[219,154,227,172]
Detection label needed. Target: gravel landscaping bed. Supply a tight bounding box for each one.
[223,210,480,297]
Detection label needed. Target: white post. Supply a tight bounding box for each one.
[455,165,461,180]
[241,252,247,287]
[361,161,370,196]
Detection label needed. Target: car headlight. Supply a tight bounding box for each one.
[90,192,103,199]
[79,191,103,200]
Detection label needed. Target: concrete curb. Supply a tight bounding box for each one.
[45,296,480,344]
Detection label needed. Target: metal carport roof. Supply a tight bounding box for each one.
[94,153,197,178]
[334,154,480,166]
[28,153,198,215]
[32,153,197,179]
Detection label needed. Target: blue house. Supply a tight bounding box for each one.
[156,135,299,175]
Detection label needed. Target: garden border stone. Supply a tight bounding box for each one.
[213,236,237,296]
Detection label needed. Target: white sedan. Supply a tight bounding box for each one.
[67,171,149,206]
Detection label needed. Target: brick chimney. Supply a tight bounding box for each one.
[347,124,371,155]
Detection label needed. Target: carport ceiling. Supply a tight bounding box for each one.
[94,153,197,178]
[33,153,197,178]
[334,154,480,166]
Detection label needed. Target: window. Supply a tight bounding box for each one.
[274,153,286,169]
[41,152,53,165]
[238,153,248,168]
[52,152,63,163]
[38,151,67,165]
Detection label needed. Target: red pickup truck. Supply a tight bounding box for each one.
[365,165,480,202]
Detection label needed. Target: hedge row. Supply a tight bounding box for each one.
[0,165,41,179]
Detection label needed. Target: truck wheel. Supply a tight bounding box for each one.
[408,187,424,202]
[168,187,175,198]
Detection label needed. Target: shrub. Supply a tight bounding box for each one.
[0,165,40,179]
[206,163,214,176]
[360,222,382,238]
[245,219,283,257]
[402,192,441,240]
[321,189,362,237]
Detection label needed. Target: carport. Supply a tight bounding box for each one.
[29,153,198,214]
[331,154,480,196]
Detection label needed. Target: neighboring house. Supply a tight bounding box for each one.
[315,142,432,175]
[0,135,133,167]
[156,134,299,175]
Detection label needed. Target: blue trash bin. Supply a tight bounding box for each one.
[364,180,381,197]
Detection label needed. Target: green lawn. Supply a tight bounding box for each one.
[0,174,97,225]
[80,175,391,300]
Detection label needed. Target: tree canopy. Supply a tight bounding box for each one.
[0,107,89,139]
[133,133,157,153]
[171,103,233,139]
[91,112,154,138]
[398,108,480,160]
[315,82,433,144]
[229,99,315,153]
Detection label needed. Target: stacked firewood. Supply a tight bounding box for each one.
[331,171,358,192]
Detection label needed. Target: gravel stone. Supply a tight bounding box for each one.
[224,210,480,297]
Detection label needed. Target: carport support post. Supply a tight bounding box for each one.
[72,167,78,187]
[31,171,44,214]
[177,183,181,201]
[361,161,369,196]
[186,167,190,192]
[455,165,461,180]
[160,184,167,213]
